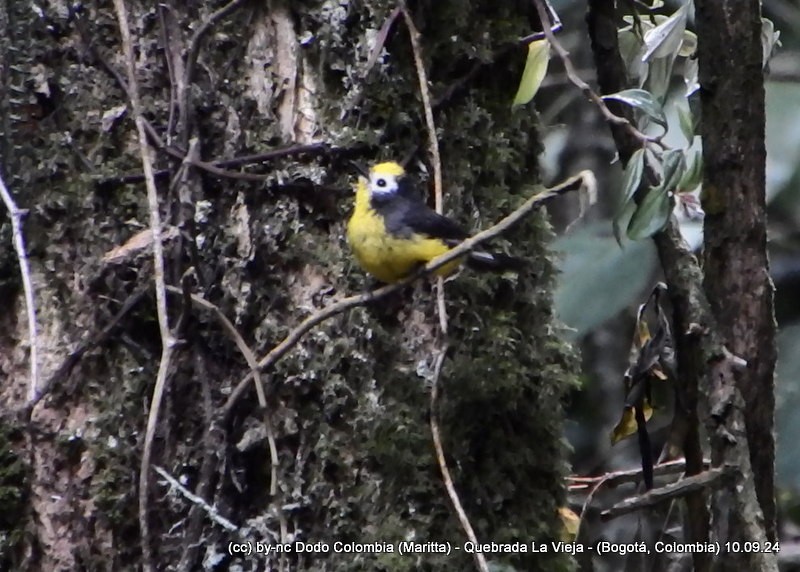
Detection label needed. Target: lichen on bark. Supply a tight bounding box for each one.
[0,1,578,570]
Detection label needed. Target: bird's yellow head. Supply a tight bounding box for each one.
[364,161,406,197]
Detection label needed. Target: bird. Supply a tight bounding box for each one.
[346,161,525,284]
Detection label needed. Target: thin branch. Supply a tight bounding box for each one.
[569,458,710,543]
[165,286,280,497]
[519,0,562,44]
[430,348,488,572]
[188,158,282,182]
[95,143,357,187]
[212,143,336,169]
[0,174,39,403]
[153,465,238,531]
[222,170,595,414]
[365,7,402,74]
[84,37,169,151]
[531,0,664,148]
[400,2,448,335]
[112,2,175,570]
[157,4,179,145]
[601,467,732,520]
[567,458,708,490]
[180,0,249,146]
[27,284,149,414]
[584,2,711,569]
[402,6,485,572]
[184,0,249,90]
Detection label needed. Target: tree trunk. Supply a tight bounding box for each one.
[0,1,576,570]
[696,0,778,543]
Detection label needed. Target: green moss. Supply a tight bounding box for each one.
[2,0,578,569]
[0,425,29,569]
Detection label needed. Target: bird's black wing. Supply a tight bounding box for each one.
[379,194,468,242]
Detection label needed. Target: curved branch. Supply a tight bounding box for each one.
[112,1,174,570]
[0,175,39,402]
[221,171,594,417]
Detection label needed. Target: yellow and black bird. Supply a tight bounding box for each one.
[346,161,524,283]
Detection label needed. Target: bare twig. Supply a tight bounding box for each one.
[429,348,488,572]
[212,143,337,169]
[157,5,180,145]
[27,283,149,413]
[112,1,175,570]
[519,0,563,44]
[184,0,249,90]
[165,286,280,497]
[0,173,39,403]
[400,2,448,334]
[153,465,238,531]
[570,458,710,543]
[584,3,711,569]
[96,143,355,186]
[601,467,732,520]
[365,7,402,74]
[180,0,249,146]
[222,169,595,414]
[531,0,664,148]
[567,458,709,490]
[401,6,486,572]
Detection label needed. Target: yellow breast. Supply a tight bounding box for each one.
[346,179,458,283]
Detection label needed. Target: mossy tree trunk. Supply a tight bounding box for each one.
[695,0,778,544]
[0,1,576,570]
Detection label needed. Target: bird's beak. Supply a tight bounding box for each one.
[350,161,370,179]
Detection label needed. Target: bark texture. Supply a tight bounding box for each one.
[695,0,778,543]
[587,0,778,570]
[585,3,711,570]
[0,1,576,571]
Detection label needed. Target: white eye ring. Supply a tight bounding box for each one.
[376,178,387,188]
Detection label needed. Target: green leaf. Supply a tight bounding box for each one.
[613,199,638,248]
[660,149,687,193]
[603,88,667,128]
[683,57,699,97]
[627,186,673,239]
[676,99,694,142]
[677,149,703,193]
[620,148,646,205]
[761,18,781,69]
[642,2,689,62]
[645,55,675,105]
[512,39,550,107]
[679,30,697,57]
[618,30,647,83]
[555,222,657,337]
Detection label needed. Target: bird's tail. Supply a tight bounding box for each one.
[466,250,526,273]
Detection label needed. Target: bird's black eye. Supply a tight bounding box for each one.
[376,178,387,188]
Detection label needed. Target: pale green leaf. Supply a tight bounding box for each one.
[555,222,657,337]
[613,198,637,248]
[761,18,781,69]
[642,2,689,62]
[683,57,699,97]
[603,88,667,128]
[627,186,673,239]
[660,149,687,193]
[618,30,647,83]
[512,39,550,107]
[679,30,697,57]
[645,54,675,104]
[620,148,646,205]
[677,149,703,193]
[676,99,695,142]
